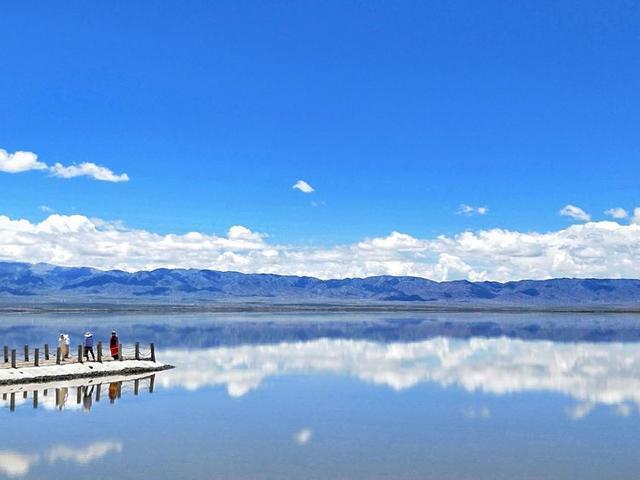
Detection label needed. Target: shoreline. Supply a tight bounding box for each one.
[2,304,640,314]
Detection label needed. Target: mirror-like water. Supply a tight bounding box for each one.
[1,312,640,479]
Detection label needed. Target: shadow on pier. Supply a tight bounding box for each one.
[0,371,157,413]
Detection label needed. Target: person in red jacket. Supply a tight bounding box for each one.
[110,331,119,360]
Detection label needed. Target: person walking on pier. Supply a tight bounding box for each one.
[110,331,119,360]
[84,332,95,361]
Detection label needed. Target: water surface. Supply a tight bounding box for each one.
[1,312,640,479]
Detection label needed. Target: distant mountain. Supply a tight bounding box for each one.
[0,261,639,309]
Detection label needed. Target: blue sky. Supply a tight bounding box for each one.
[1,1,639,279]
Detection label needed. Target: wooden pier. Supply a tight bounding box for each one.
[1,342,156,369]
[0,341,171,386]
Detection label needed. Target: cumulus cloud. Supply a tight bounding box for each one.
[0,149,47,173]
[50,162,129,182]
[605,208,628,219]
[0,147,128,182]
[631,208,640,225]
[457,204,488,216]
[3,213,640,281]
[292,180,315,193]
[559,204,591,222]
[158,337,640,418]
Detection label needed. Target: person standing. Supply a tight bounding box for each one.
[110,331,119,360]
[58,333,70,360]
[58,334,65,361]
[84,332,95,361]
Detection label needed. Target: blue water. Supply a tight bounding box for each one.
[1,312,640,479]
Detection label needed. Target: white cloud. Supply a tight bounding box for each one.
[293,180,315,193]
[158,337,640,418]
[293,428,313,445]
[49,162,129,182]
[0,147,129,182]
[559,204,591,222]
[0,149,47,173]
[3,213,640,281]
[605,208,628,219]
[631,208,640,225]
[39,205,54,213]
[457,204,488,216]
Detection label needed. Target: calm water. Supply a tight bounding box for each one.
[2,312,640,479]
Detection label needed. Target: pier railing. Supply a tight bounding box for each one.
[1,342,156,369]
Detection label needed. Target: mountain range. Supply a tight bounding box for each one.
[0,261,639,310]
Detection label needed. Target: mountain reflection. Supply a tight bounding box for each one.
[160,337,640,417]
[0,373,156,413]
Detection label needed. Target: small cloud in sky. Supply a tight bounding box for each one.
[632,208,640,225]
[40,205,54,213]
[0,147,129,182]
[0,149,47,173]
[604,208,628,219]
[50,162,129,183]
[559,204,591,222]
[311,201,325,207]
[566,402,595,420]
[293,180,315,194]
[457,204,488,216]
[293,428,313,445]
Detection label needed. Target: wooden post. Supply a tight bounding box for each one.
[9,393,15,412]
[24,345,29,362]
[3,346,8,363]
[97,341,103,363]
[1,393,5,401]
[96,384,101,402]
[134,379,139,395]
[34,348,39,367]
[149,375,155,393]
[56,347,61,365]
[78,345,83,363]
[150,343,156,362]
[33,390,38,409]
[76,387,82,404]
[23,391,27,399]
[135,342,140,360]
[44,343,50,361]
[11,349,16,369]
[44,389,48,397]
[119,344,123,361]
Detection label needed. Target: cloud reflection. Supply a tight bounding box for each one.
[47,442,123,465]
[0,452,38,478]
[0,441,123,478]
[159,337,640,417]
[293,428,313,445]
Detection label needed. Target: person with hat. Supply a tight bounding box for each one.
[84,331,95,361]
[110,331,120,360]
